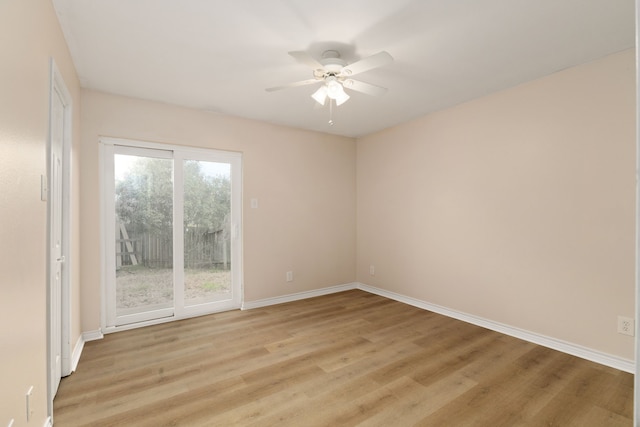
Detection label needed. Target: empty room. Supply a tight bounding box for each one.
[1,0,638,426]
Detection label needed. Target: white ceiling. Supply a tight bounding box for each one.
[52,0,635,138]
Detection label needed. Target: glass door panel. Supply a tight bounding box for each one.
[114,151,174,322]
[183,160,232,307]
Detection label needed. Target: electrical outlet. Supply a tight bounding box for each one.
[286,271,293,282]
[617,316,634,336]
[369,265,375,276]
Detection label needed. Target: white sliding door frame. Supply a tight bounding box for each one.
[100,137,243,332]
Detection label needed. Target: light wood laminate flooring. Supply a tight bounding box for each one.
[53,290,633,426]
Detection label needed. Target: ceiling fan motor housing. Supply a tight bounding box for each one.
[319,50,347,75]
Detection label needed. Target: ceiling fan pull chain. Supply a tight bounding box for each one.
[328,99,334,126]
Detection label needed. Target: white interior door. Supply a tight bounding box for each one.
[49,67,67,399]
[50,94,63,396]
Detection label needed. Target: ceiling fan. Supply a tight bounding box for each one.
[266,49,393,107]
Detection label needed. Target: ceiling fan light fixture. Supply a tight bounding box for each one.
[311,85,328,105]
[326,78,342,97]
[324,77,350,105]
[334,90,350,106]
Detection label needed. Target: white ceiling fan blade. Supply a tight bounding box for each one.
[343,79,388,97]
[265,79,320,92]
[288,51,324,70]
[341,51,393,76]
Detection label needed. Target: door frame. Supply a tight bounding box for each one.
[99,137,243,333]
[635,2,639,425]
[47,59,73,416]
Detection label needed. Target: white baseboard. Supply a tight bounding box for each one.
[241,282,358,310]
[69,330,103,374]
[357,282,635,374]
[82,329,104,342]
[71,335,84,372]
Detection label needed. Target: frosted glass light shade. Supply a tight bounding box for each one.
[311,78,350,106]
[311,86,327,105]
[334,90,350,106]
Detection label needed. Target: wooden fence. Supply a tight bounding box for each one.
[116,221,229,270]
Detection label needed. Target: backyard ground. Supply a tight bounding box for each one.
[116,266,231,310]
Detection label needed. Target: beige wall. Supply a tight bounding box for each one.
[0,0,82,425]
[357,49,636,360]
[79,90,357,331]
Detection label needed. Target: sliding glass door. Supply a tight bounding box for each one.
[114,147,174,324]
[101,138,242,328]
[182,158,232,307]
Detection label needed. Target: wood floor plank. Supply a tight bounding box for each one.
[245,384,398,427]
[527,363,632,426]
[359,373,478,426]
[571,405,633,427]
[417,346,570,426]
[53,290,633,426]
